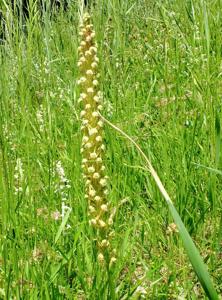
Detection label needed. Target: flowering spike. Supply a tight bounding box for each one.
[78,13,115,265]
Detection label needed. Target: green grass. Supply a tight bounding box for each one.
[0,0,222,299]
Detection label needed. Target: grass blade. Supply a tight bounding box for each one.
[192,162,222,176]
[54,208,72,245]
[168,202,218,299]
[102,115,218,299]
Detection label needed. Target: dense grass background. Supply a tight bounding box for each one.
[0,0,222,298]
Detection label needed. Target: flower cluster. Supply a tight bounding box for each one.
[77,13,115,265]
[55,161,71,202]
[36,105,45,133]
[55,160,71,226]
[14,158,24,195]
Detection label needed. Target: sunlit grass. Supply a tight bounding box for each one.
[0,0,221,299]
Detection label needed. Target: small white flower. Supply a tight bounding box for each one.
[77,77,86,85]
[66,224,71,230]
[90,152,97,159]
[103,189,109,195]
[89,205,95,213]
[89,189,96,197]
[92,111,99,117]
[97,120,104,127]
[99,178,107,187]
[101,239,109,247]
[85,50,91,56]
[80,93,87,99]
[82,119,89,125]
[89,128,98,136]
[80,41,86,47]
[91,62,98,69]
[61,203,71,218]
[79,56,86,63]
[110,257,117,265]
[90,218,97,226]
[14,158,24,195]
[82,136,89,143]
[93,80,99,86]
[36,105,44,132]
[93,95,100,102]
[98,253,104,263]
[96,157,102,163]
[89,46,97,54]
[85,142,93,149]
[80,110,86,117]
[135,286,147,297]
[98,219,106,228]
[101,204,108,212]
[86,69,93,76]
[108,218,113,225]
[51,211,61,221]
[88,166,95,173]
[93,172,100,179]
[95,196,101,202]
[86,36,92,42]
[86,24,93,30]
[95,136,102,142]
[91,32,96,38]
[87,87,94,94]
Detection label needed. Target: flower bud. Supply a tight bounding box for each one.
[95,136,102,142]
[90,219,97,226]
[98,253,104,264]
[87,87,94,94]
[90,152,97,159]
[100,239,109,248]
[89,128,98,136]
[88,166,95,173]
[109,257,117,266]
[93,172,100,179]
[92,111,99,117]
[89,189,96,197]
[98,219,106,228]
[86,69,94,76]
[101,204,108,212]
[97,120,104,127]
[85,104,91,110]
[94,196,101,202]
[85,142,93,149]
[80,110,86,117]
[82,136,89,143]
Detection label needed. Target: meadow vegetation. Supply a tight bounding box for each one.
[0,0,222,299]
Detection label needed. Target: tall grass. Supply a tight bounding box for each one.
[0,0,221,298]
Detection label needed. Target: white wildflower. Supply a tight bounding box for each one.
[36,105,44,132]
[55,161,71,230]
[14,158,24,195]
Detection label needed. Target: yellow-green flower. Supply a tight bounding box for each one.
[78,13,115,265]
